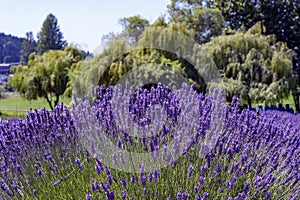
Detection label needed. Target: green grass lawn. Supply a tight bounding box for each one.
[250,93,296,111]
[0,95,71,119]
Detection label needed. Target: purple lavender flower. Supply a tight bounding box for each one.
[53,179,62,186]
[107,176,113,187]
[194,185,199,193]
[86,192,92,200]
[143,187,147,197]
[121,190,127,200]
[92,181,99,191]
[75,157,82,170]
[120,177,126,189]
[117,140,122,148]
[203,192,208,200]
[200,165,207,175]
[12,183,18,192]
[232,176,237,183]
[119,150,126,164]
[95,164,102,175]
[148,172,153,182]
[131,175,136,184]
[188,164,194,179]
[266,192,272,200]
[106,191,115,200]
[37,168,43,177]
[139,163,145,174]
[237,192,246,199]
[177,189,182,199]
[225,165,229,172]
[243,181,250,194]
[100,182,108,192]
[112,152,118,166]
[140,175,146,187]
[216,163,222,173]
[199,176,205,186]
[230,162,239,174]
[154,169,160,182]
[15,164,23,175]
[211,170,217,178]
[104,167,111,176]
[182,191,189,200]
[226,179,233,189]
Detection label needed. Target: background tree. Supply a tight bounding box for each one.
[150,15,168,28]
[37,13,67,54]
[205,0,259,31]
[20,32,37,64]
[206,0,300,111]
[0,33,23,63]
[118,15,150,43]
[203,23,296,107]
[9,46,84,110]
[167,0,224,44]
[74,26,218,98]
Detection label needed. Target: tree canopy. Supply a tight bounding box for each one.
[73,25,222,99]
[9,46,84,110]
[118,15,150,44]
[208,0,300,76]
[0,33,23,63]
[167,0,224,44]
[20,32,37,65]
[203,23,296,106]
[37,13,67,54]
[74,9,296,108]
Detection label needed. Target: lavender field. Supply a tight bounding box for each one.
[1,83,299,199]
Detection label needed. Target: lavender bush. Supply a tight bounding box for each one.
[0,83,299,199]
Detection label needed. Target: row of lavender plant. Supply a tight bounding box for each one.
[1,83,299,199]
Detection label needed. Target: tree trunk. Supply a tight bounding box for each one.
[293,91,300,113]
[44,94,53,110]
[54,94,60,108]
[247,96,252,110]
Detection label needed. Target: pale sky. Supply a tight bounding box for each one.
[0,0,169,52]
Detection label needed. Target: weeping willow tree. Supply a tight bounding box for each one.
[9,46,84,110]
[203,22,297,106]
[74,26,222,99]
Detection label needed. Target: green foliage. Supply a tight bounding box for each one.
[74,5,225,98]
[150,16,168,28]
[71,2,297,108]
[9,46,83,110]
[0,33,23,63]
[209,0,300,80]
[75,27,217,98]
[37,13,67,54]
[167,0,224,43]
[208,0,259,31]
[119,15,150,32]
[119,15,150,43]
[20,32,37,65]
[203,24,296,105]
[192,7,224,43]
